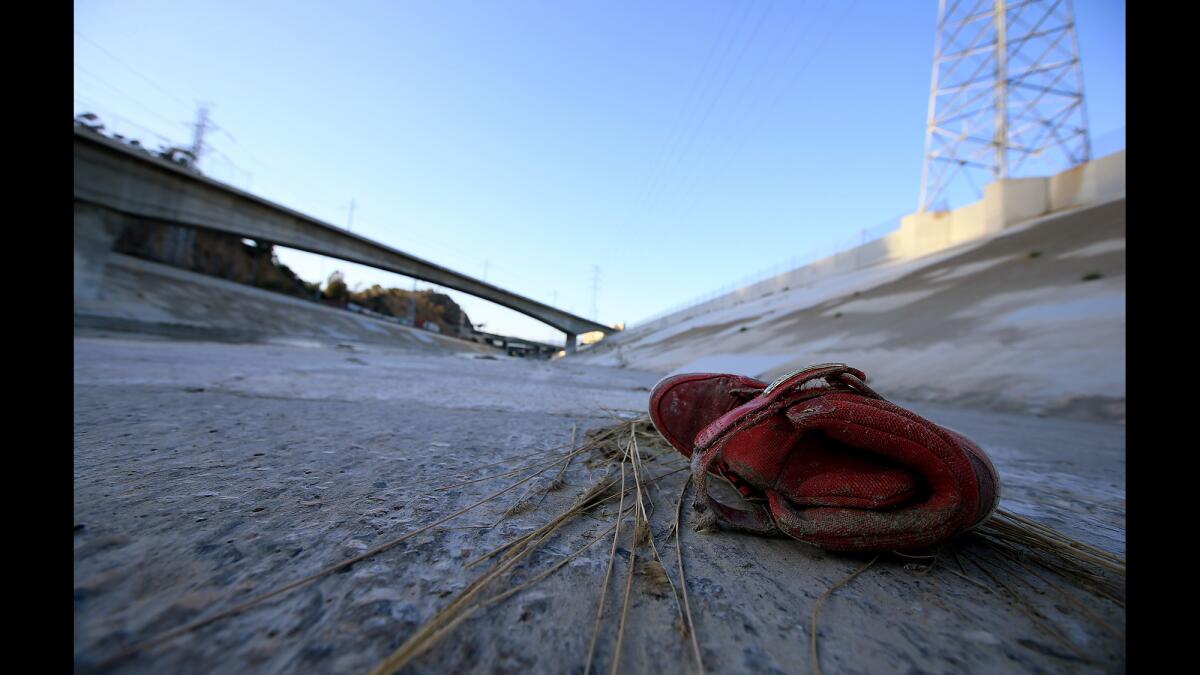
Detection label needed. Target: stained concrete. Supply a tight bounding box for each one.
[579,200,1126,423]
[75,252,498,353]
[74,336,1125,674]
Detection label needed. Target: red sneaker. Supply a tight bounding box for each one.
[649,373,767,456]
[649,372,768,500]
[676,364,1001,552]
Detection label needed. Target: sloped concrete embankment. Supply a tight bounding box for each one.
[579,199,1125,422]
[74,253,495,354]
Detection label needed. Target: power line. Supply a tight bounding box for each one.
[72,33,562,311]
[73,63,190,132]
[660,0,834,220]
[208,133,350,211]
[73,38,556,306]
[76,19,209,101]
[75,30,359,221]
[201,147,254,190]
[637,0,779,230]
[74,30,195,110]
[664,0,861,229]
[617,0,751,225]
[73,95,180,148]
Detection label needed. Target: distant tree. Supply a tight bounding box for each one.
[324,271,348,301]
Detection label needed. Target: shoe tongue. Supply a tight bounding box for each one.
[772,435,918,509]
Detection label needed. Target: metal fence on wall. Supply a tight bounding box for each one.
[628,126,1125,332]
[631,213,904,329]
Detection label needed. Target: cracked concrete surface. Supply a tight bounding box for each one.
[577,200,1126,424]
[74,336,1124,674]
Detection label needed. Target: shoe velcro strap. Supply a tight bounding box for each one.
[694,363,869,452]
[761,363,858,396]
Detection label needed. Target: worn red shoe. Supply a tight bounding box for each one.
[649,373,768,500]
[677,364,1000,552]
[649,373,767,456]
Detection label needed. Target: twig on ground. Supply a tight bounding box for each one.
[585,453,630,675]
[961,549,1093,663]
[811,555,879,675]
[100,458,559,668]
[674,475,705,674]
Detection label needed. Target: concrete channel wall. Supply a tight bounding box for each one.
[629,150,1126,336]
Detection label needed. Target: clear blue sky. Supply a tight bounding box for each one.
[74,0,1125,344]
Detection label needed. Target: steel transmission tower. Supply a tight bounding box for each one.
[190,104,213,168]
[918,0,1091,212]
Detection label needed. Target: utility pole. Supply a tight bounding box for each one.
[347,199,356,232]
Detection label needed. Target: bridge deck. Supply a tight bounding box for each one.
[73,127,613,340]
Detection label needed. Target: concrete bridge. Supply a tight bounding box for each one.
[473,331,562,358]
[73,127,614,351]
